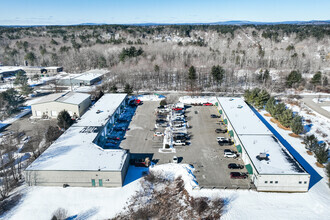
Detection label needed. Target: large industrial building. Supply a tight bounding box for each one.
[25,93,130,187]
[31,92,91,118]
[216,97,310,192]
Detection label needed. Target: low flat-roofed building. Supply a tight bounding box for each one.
[216,97,310,192]
[58,69,108,86]
[21,66,63,77]
[25,93,130,187]
[31,92,91,118]
[0,66,23,78]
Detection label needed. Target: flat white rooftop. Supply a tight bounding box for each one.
[74,72,103,81]
[0,66,23,73]
[32,92,90,105]
[26,126,128,171]
[26,93,128,171]
[239,135,305,174]
[217,97,272,135]
[57,92,90,105]
[76,93,127,127]
[217,97,307,175]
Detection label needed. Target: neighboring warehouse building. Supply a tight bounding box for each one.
[0,66,23,78]
[25,93,130,187]
[58,69,108,86]
[31,92,91,118]
[21,66,63,77]
[216,97,310,192]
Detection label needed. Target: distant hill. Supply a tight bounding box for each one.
[1,20,330,27]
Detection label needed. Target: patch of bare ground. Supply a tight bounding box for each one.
[270,118,291,131]
[289,133,301,138]
[112,171,224,220]
[316,162,325,168]
[264,113,271,117]
[306,151,313,155]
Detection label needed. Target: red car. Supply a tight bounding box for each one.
[230,172,248,179]
[172,107,183,111]
[203,102,213,106]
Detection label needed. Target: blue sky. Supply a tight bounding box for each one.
[1,0,329,25]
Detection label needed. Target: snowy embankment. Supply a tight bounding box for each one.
[179,96,217,104]
[3,162,330,219]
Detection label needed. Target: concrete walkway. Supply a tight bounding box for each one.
[301,95,330,119]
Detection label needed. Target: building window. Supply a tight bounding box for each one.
[275,181,278,184]
[264,181,268,184]
[299,181,302,184]
[304,181,307,184]
[270,181,273,184]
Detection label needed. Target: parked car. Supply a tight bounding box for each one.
[228,163,244,169]
[224,152,238,158]
[194,110,198,114]
[210,114,220,118]
[172,107,183,111]
[130,158,150,167]
[114,127,126,131]
[172,156,178,163]
[173,140,186,146]
[218,138,233,146]
[107,136,120,141]
[154,132,164,137]
[215,128,227,133]
[203,102,213,106]
[230,172,248,179]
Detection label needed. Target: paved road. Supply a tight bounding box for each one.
[301,95,330,119]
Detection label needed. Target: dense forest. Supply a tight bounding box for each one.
[0,24,329,92]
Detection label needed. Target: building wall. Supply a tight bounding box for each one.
[25,169,125,187]
[32,102,79,118]
[78,98,92,116]
[254,174,310,192]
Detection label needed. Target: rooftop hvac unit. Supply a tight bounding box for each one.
[256,153,269,161]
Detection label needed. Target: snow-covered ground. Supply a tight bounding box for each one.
[179,96,217,104]
[3,162,329,219]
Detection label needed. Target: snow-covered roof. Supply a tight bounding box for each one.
[0,66,23,73]
[239,135,305,174]
[56,92,90,105]
[31,92,90,105]
[74,72,104,81]
[217,97,272,135]
[26,126,128,171]
[26,93,129,171]
[76,93,127,126]
[217,97,308,175]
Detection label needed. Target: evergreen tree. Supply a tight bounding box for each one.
[109,84,118,93]
[291,116,304,135]
[160,99,167,107]
[311,71,322,85]
[188,66,197,90]
[273,102,286,120]
[57,110,73,130]
[286,70,302,88]
[24,52,36,65]
[278,109,293,127]
[255,90,270,109]
[303,135,318,151]
[265,97,276,115]
[20,84,33,96]
[314,142,328,164]
[211,65,225,87]
[14,71,28,85]
[124,83,133,95]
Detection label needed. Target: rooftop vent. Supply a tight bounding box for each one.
[229,98,234,101]
[237,105,243,109]
[256,153,269,161]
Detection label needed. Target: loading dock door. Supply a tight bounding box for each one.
[224,119,227,124]
[92,179,96,187]
[229,130,234,137]
[219,109,222,114]
[99,179,103,187]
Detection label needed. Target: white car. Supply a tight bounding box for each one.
[154,132,164,137]
[217,137,227,141]
[224,152,237,158]
[173,140,186,146]
[172,156,178,163]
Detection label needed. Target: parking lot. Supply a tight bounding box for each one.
[121,101,254,189]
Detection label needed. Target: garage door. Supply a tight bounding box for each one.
[245,164,253,174]
[236,144,242,153]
